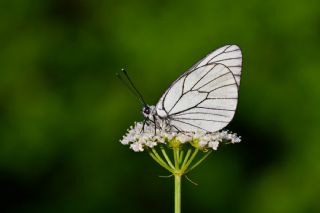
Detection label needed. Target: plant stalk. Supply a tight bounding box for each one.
[149,147,210,213]
[174,174,181,213]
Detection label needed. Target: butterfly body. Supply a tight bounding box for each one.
[142,105,169,129]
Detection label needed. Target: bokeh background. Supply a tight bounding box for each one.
[1,0,320,212]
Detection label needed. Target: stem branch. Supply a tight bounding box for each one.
[160,146,175,170]
[181,148,199,173]
[181,148,192,169]
[186,150,212,173]
[148,150,173,173]
[173,148,180,169]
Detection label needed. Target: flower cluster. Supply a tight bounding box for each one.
[120,122,241,152]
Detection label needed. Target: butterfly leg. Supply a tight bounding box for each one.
[140,119,147,133]
[171,124,182,133]
[153,115,157,135]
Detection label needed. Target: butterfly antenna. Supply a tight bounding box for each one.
[116,69,147,106]
[121,69,147,106]
[116,72,144,105]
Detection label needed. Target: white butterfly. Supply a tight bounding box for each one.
[141,45,242,133]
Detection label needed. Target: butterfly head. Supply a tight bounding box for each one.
[142,105,156,120]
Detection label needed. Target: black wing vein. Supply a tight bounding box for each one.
[174,117,229,123]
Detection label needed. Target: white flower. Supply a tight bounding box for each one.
[198,140,208,147]
[208,141,219,150]
[130,142,144,152]
[120,121,241,152]
[176,134,192,144]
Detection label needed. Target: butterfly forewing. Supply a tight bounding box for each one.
[155,45,242,132]
[189,45,242,87]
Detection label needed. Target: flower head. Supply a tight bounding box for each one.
[120,121,241,152]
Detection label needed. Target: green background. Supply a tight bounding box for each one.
[1,0,320,212]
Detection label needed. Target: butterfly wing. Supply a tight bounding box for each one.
[156,45,242,132]
[189,44,242,87]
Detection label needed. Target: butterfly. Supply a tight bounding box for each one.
[119,45,242,133]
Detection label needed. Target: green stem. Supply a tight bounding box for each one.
[179,150,184,165]
[152,148,168,166]
[176,149,180,167]
[150,146,210,213]
[186,150,212,173]
[148,150,173,173]
[174,148,180,169]
[180,148,192,169]
[174,175,181,213]
[181,148,199,173]
[160,146,175,170]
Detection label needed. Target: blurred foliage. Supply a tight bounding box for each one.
[0,0,320,212]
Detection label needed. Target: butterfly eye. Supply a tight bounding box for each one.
[143,107,150,114]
